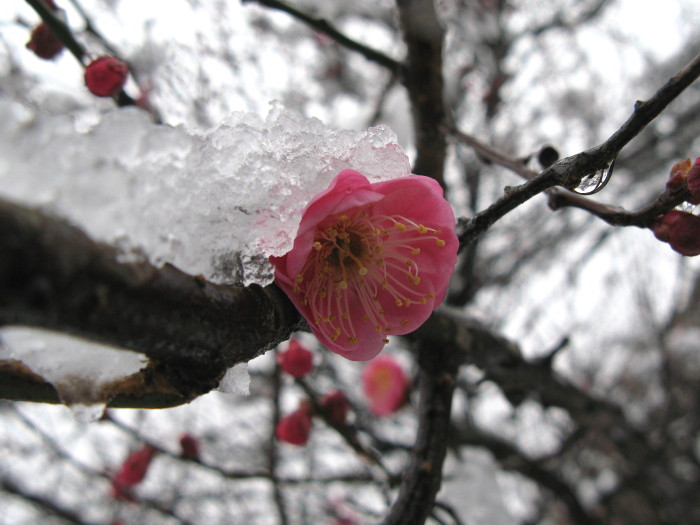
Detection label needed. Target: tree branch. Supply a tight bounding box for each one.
[383,340,460,525]
[547,184,691,228]
[396,0,447,187]
[455,51,700,248]
[243,0,401,72]
[0,197,302,405]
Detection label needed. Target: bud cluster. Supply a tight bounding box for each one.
[654,158,700,256]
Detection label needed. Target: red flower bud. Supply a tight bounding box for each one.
[84,56,129,97]
[321,390,350,426]
[686,158,700,204]
[653,210,700,256]
[179,433,201,460]
[276,407,313,445]
[26,23,64,60]
[112,445,156,487]
[277,340,314,378]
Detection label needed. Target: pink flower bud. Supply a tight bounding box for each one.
[276,407,313,445]
[321,390,350,426]
[26,23,63,60]
[179,433,201,460]
[361,356,408,416]
[653,210,700,256]
[270,170,458,361]
[277,340,314,377]
[84,56,129,97]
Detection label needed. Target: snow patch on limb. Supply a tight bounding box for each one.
[0,328,148,420]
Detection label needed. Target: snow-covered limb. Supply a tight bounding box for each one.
[0,197,301,407]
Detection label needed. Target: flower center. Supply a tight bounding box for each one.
[293,209,446,347]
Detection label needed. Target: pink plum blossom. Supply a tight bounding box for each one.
[361,356,408,416]
[277,340,314,377]
[270,170,458,361]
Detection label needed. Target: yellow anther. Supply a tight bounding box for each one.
[313,241,323,251]
[294,274,304,283]
[395,299,403,306]
[436,239,446,246]
[417,224,428,234]
[383,338,390,344]
[394,222,407,232]
[401,319,410,326]
[339,281,348,289]
[359,267,368,275]
[411,248,421,255]
[347,337,358,344]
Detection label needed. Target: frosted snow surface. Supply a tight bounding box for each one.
[0,100,411,285]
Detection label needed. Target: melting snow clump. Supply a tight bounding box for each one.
[0,328,149,420]
[217,364,251,396]
[0,99,411,285]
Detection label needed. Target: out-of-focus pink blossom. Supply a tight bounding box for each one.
[270,170,458,361]
[26,23,63,60]
[653,210,700,256]
[109,445,156,501]
[84,56,129,97]
[321,390,350,426]
[179,433,201,460]
[276,406,313,446]
[277,340,314,377]
[361,356,408,416]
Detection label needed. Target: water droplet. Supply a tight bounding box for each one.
[572,159,616,195]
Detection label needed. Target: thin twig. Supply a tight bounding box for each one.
[243,0,401,72]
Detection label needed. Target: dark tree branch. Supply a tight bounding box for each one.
[453,422,602,525]
[243,0,401,72]
[26,0,87,63]
[383,340,460,525]
[0,475,93,525]
[296,377,396,483]
[547,184,692,228]
[0,197,302,405]
[396,0,448,188]
[456,52,700,249]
